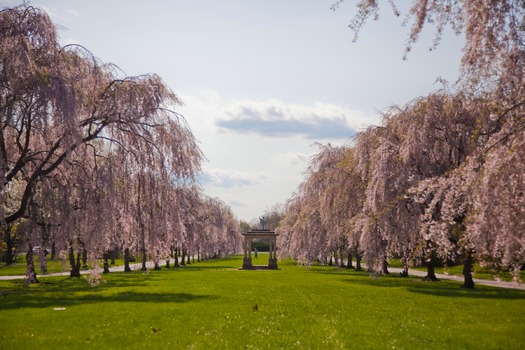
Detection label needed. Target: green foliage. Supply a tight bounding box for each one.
[252,240,270,252]
[0,256,524,349]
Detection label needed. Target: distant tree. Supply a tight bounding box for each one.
[263,203,285,231]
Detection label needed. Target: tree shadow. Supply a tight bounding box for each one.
[172,264,239,271]
[0,270,219,310]
[0,289,217,310]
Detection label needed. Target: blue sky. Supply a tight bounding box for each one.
[5,0,464,222]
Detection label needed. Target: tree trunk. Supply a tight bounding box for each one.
[197,248,201,262]
[51,241,56,260]
[25,243,39,284]
[110,248,117,265]
[334,251,339,268]
[346,251,354,269]
[423,253,439,281]
[3,226,16,265]
[81,247,88,269]
[187,252,191,265]
[339,251,346,268]
[103,251,110,274]
[141,247,147,271]
[38,248,47,275]
[180,248,186,266]
[124,248,132,272]
[356,252,362,271]
[166,257,170,268]
[173,248,179,267]
[382,258,390,274]
[400,257,409,277]
[328,255,333,266]
[461,250,475,289]
[69,246,81,277]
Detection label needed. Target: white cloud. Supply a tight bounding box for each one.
[177,92,372,140]
[199,168,270,188]
[271,152,310,166]
[216,99,367,139]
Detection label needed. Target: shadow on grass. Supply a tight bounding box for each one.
[340,274,525,300]
[0,269,219,310]
[0,288,217,310]
[171,264,239,271]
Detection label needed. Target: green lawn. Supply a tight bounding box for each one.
[1,255,524,349]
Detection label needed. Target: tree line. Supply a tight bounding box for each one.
[277,1,524,288]
[0,5,243,283]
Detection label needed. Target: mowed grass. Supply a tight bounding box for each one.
[1,254,524,349]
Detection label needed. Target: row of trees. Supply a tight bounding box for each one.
[0,6,243,283]
[278,1,524,288]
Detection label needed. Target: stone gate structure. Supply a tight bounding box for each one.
[241,229,279,270]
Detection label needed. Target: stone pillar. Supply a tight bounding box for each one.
[242,237,253,269]
[268,238,278,269]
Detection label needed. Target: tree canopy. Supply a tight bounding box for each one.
[279,1,525,287]
[0,5,242,282]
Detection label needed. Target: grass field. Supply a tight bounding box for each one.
[1,254,524,349]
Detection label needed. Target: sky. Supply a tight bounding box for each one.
[4,0,465,222]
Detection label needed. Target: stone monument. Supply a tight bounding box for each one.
[240,216,279,270]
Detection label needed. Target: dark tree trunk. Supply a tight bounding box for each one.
[382,258,390,274]
[333,252,339,268]
[346,251,354,269]
[141,247,147,271]
[187,252,191,265]
[399,257,409,277]
[4,226,16,265]
[423,253,439,281]
[166,257,170,268]
[81,247,88,269]
[51,241,56,260]
[180,248,186,266]
[328,255,333,266]
[25,243,39,284]
[461,250,475,289]
[124,248,132,272]
[38,248,47,275]
[356,253,362,271]
[110,248,117,265]
[197,248,201,262]
[69,246,81,277]
[103,251,110,274]
[339,251,346,268]
[173,248,179,268]
[153,262,161,270]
